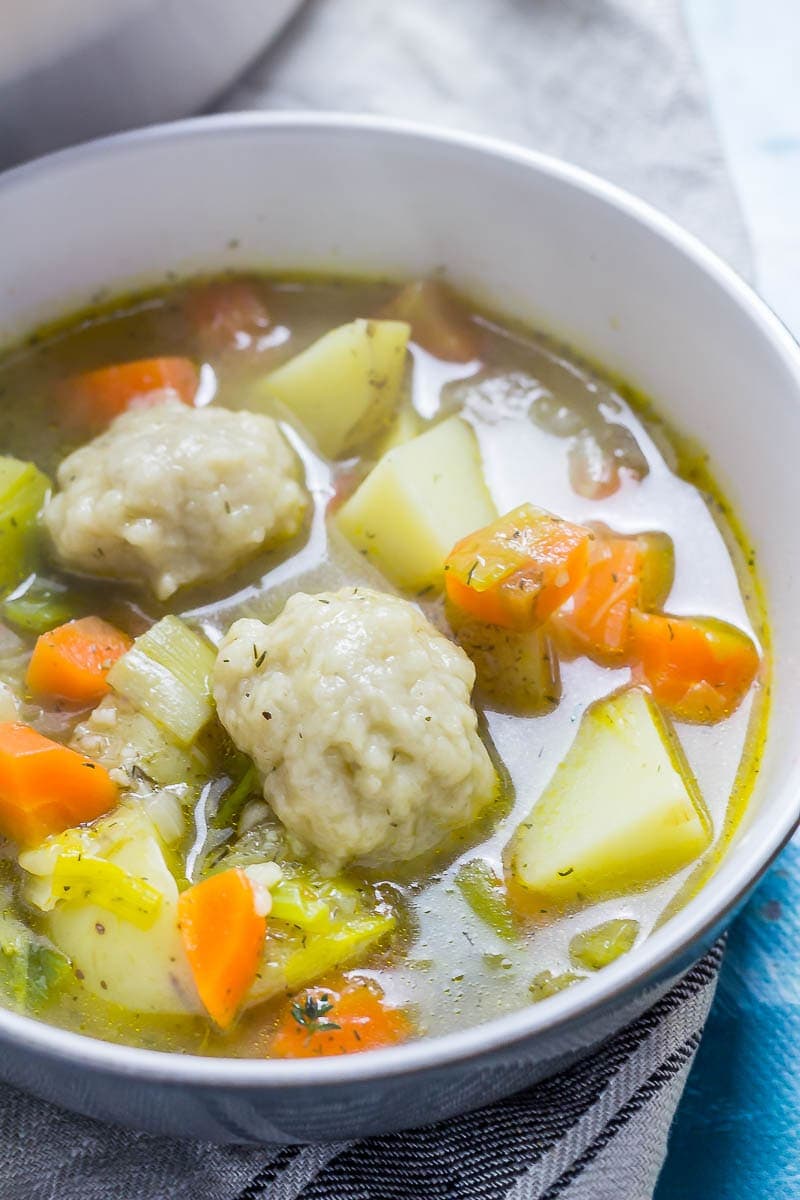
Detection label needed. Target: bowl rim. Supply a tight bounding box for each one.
[0,110,798,1090]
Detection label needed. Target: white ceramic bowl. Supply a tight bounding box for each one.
[0,114,797,1142]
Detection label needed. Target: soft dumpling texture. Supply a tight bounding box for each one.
[213,588,497,872]
[44,399,307,599]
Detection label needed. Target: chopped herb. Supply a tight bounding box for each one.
[291,991,341,1037]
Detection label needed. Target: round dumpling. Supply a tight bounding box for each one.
[213,588,498,871]
[44,399,307,599]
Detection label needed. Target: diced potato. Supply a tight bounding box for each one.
[508,687,711,908]
[19,809,198,1015]
[447,606,560,714]
[336,416,497,591]
[375,401,422,456]
[569,917,639,970]
[256,318,410,458]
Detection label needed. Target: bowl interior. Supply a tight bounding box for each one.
[0,115,798,1071]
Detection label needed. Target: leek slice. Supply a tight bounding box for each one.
[283,914,395,990]
[269,877,333,933]
[0,903,70,1011]
[529,969,585,1002]
[455,859,518,942]
[247,873,396,1006]
[0,456,51,592]
[107,616,216,746]
[569,918,639,970]
[3,574,82,635]
[50,853,163,930]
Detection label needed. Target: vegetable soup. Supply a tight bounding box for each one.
[0,276,766,1056]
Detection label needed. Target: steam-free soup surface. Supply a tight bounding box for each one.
[0,276,765,1056]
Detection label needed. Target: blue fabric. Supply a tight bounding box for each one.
[656,840,800,1198]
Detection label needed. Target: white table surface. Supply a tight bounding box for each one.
[686,0,800,334]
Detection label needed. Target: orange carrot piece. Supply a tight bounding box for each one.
[57,357,198,431]
[271,978,412,1058]
[185,279,271,352]
[630,610,760,724]
[0,722,117,845]
[26,616,132,705]
[444,503,592,631]
[554,536,643,661]
[380,280,481,363]
[178,868,266,1028]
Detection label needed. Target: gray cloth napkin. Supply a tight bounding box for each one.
[217,0,751,275]
[0,2,749,1197]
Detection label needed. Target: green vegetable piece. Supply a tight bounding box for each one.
[269,877,334,933]
[290,990,340,1035]
[636,531,676,611]
[247,876,396,1006]
[0,456,51,593]
[108,615,216,746]
[214,762,259,829]
[529,969,585,1003]
[51,853,163,930]
[569,918,640,970]
[0,906,70,1011]
[455,858,518,942]
[283,914,395,991]
[3,575,82,635]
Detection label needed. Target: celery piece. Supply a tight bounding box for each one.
[107,616,216,746]
[269,877,335,934]
[0,456,51,592]
[0,906,70,1012]
[214,762,260,829]
[113,711,198,788]
[569,918,639,971]
[455,859,518,943]
[248,897,396,1005]
[529,969,585,1003]
[50,853,163,930]
[3,575,82,635]
[283,914,395,991]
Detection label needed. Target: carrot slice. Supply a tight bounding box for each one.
[271,978,412,1058]
[380,280,481,363]
[0,722,117,845]
[444,503,592,631]
[553,530,676,663]
[26,616,132,705]
[630,610,760,724]
[178,868,266,1028]
[56,357,198,431]
[184,279,271,352]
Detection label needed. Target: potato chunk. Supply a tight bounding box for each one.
[508,687,711,908]
[447,606,560,714]
[19,808,198,1015]
[257,318,410,457]
[336,417,497,591]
